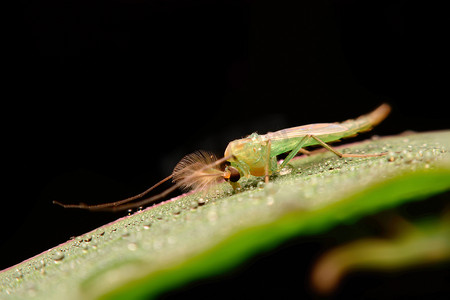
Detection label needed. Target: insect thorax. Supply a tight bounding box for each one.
[224,133,277,177]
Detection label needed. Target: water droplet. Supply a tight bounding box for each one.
[14,269,23,281]
[35,259,46,270]
[127,209,133,215]
[81,243,89,252]
[127,242,138,251]
[279,166,293,175]
[257,181,265,190]
[35,259,47,275]
[190,200,199,209]
[405,152,414,162]
[121,228,130,237]
[197,198,206,206]
[52,251,65,263]
[423,150,434,160]
[172,206,181,215]
[143,222,152,230]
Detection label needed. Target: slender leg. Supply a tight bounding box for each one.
[264,139,272,183]
[278,135,312,171]
[298,148,312,156]
[310,135,386,158]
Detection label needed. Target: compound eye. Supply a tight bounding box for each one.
[228,166,241,182]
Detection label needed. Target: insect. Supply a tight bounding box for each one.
[54,103,391,211]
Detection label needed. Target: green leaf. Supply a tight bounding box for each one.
[1,130,450,299]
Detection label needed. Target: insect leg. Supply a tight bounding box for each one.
[264,139,272,183]
[298,148,312,156]
[278,135,312,171]
[310,135,386,158]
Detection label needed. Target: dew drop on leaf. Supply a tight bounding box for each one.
[197,198,206,206]
[257,181,265,190]
[127,242,138,251]
[52,251,65,263]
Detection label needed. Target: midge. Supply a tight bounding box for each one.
[54,104,391,211]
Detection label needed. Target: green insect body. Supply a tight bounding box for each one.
[224,104,391,181]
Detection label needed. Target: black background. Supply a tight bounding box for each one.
[5,0,448,297]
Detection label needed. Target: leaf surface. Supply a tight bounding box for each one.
[1,131,449,299]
